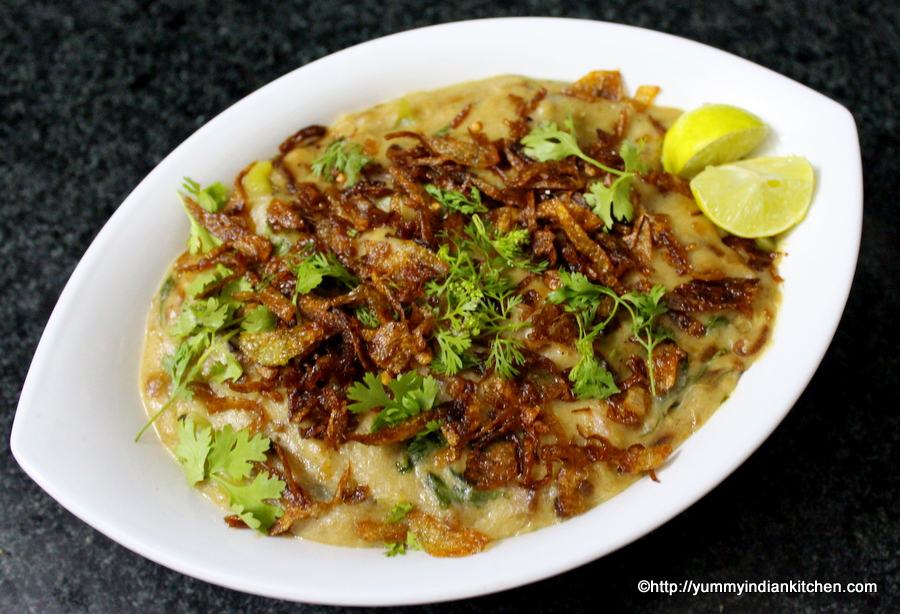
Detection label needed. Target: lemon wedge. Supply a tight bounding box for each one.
[690,156,815,238]
[662,104,768,178]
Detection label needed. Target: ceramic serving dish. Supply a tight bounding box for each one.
[11,17,861,605]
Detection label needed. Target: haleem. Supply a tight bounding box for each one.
[140,71,782,557]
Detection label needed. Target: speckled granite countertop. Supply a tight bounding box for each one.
[2,1,898,612]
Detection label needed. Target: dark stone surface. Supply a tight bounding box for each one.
[1,1,897,612]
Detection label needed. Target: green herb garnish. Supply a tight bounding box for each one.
[174,418,285,533]
[384,531,423,557]
[186,264,233,297]
[426,215,542,378]
[137,295,244,441]
[426,471,501,508]
[241,305,278,334]
[548,271,671,397]
[157,275,175,323]
[521,116,625,176]
[386,502,413,523]
[397,420,445,472]
[424,184,488,214]
[288,248,359,301]
[521,119,646,230]
[619,285,673,396]
[182,177,229,213]
[583,139,647,229]
[346,371,439,432]
[705,315,729,333]
[310,137,372,186]
[354,305,380,329]
[183,205,221,255]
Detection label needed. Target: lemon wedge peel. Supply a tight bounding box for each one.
[662,104,769,179]
[689,156,815,239]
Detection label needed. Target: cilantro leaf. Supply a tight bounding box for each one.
[426,218,538,378]
[182,177,229,213]
[150,296,242,436]
[213,471,285,532]
[310,137,372,186]
[384,531,423,557]
[520,122,643,231]
[186,264,234,298]
[464,214,544,273]
[620,285,673,396]
[241,305,277,333]
[620,139,650,173]
[705,315,729,333]
[547,271,621,399]
[219,276,254,308]
[547,270,614,312]
[520,117,625,177]
[583,140,648,229]
[289,250,359,300]
[207,349,243,383]
[405,420,445,467]
[158,276,175,323]
[431,329,474,376]
[346,371,439,432]
[140,266,262,441]
[549,273,672,397]
[168,297,231,339]
[173,420,285,533]
[486,335,526,381]
[174,418,212,486]
[354,306,380,329]
[386,502,413,523]
[621,285,669,332]
[179,179,227,255]
[183,202,221,255]
[584,174,635,230]
[570,335,620,400]
[520,119,585,164]
[424,185,488,214]
[345,372,394,413]
[206,424,270,481]
[161,341,197,401]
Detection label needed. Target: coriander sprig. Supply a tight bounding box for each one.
[548,271,671,397]
[382,502,423,557]
[311,137,372,186]
[136,297,244,441]
[347,371,439,432]
[619,285,673,395]
[179,178,227,255]
[182,177,229,213]
[568,311,620,400]
[174,418,285,533]
[138,266,279,441]
[425,184,488,214]
[288,247,360,302]
[521,116,627,177]
[521,118,647,230]
[427,215,535,379]
[583,139,648,229]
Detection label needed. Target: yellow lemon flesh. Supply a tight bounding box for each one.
[690,156,815,238]
[663,104,768,178]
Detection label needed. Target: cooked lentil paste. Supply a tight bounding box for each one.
[140,71,780,557]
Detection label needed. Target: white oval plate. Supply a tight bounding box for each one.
[11,17,860,606]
